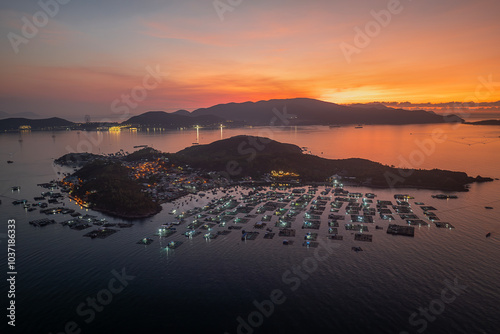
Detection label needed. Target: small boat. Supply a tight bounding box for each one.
[485,206,493,210]
[351,246,363,252]
[283,240,289,245]
[486,232,491,238]
[11,186,21,191]
[7,160,13,164]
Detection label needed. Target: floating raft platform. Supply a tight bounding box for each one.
[216,230,232,236]
[242,231,259,240]
[204,233,218,240]
[406,220,429,226]
[275,220,292,228]
[185,230,201,238]
[279,228,296,237]
[304,232,318,241]
[303,241,319,248]
[302,220,320,229]
[261,215,272,221]
[434,222,455,229]
[328,221,339,227]
[166,240,183,249]
[187,220,204,229]
[155,228,176,238]
[345,224,369,232]
[354,233,373,242]
[137,238,154,245]
[228,225,243,230]
[328,228,338,234]
[254,222,267,229]
[83,228,118,239]
[387,224,414,237]
[61,219,91,230]
[200,223,216,230]
[29,218,57,227]
[263,232,275,239]
[328,235,343,240]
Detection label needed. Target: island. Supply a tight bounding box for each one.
[54,136,493,219]
[1,98,465,132]
[465,119,500,126]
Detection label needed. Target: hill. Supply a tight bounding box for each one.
[72,160,162,218]
[122,111,223,127]
[465,119,500,126]
[0,111,42,120]
[190,98,463,125]
[170,135,490,191]
[0,117,74,131]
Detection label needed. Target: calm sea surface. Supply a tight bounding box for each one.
[0,124,499,334]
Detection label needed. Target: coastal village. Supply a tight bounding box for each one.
[7,148,468,250]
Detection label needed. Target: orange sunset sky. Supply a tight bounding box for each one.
[1,0,499,120]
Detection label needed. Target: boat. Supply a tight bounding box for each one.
[192,143,200,145]
[7,160,13,164]
[354,125,363,129]
[133,145,148,148]
[432,194,458,199]
[486,232,491,238]
[329,125,341,128]
[11,186,21,191]
[283,240,289,245]
[351,246,363,252]
[485,206,493,209]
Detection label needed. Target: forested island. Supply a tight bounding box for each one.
[55,136,493,219]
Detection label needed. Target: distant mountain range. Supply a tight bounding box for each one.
[0,117,74,131]
[0,98,466,131]
[465,120,500,126]
[0,111,41,119]
[123,111,224,128]
[188,98,463,125]
[169,135,491,191]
